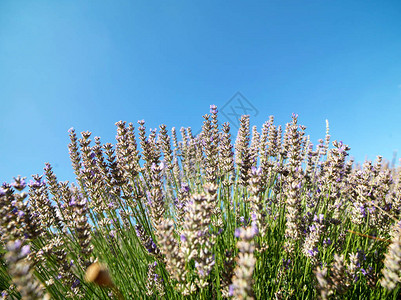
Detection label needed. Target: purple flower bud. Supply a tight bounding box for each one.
[282,258,291,269]
[251,222,259,236]
[251,166,262,175]
[149,241,157,253]
[228,284,234,296]
[135,228,141,238]
[359,205,366,217]
[20,245,31,257]
[175,201,184,210]
[14,240,22,250]
[313,214,319,222]
[29,179,43,189]
[181,184,190,193]
[11,178,26,190]
[71,279,80,288]
[180,234,187,242]
[234,228,241,238]
[308,247,318,257]
[210,104,218,114]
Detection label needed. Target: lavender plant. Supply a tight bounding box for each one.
[1,105,401,299]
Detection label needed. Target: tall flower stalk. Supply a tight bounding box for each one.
[1,106,400,299]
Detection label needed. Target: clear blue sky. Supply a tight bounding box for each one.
[1,1,401,183]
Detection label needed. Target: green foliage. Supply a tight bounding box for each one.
[1,110,400,299]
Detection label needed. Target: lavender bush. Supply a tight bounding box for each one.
[1,106,401,299]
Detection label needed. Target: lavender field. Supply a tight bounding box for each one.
[1,106,400,299]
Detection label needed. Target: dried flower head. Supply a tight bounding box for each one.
[85,262,114,288]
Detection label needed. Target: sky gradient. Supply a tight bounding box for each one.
[1,1,401,183]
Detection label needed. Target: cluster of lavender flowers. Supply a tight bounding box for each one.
[1,105,401,299]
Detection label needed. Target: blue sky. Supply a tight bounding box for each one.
[1,1,401,183]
